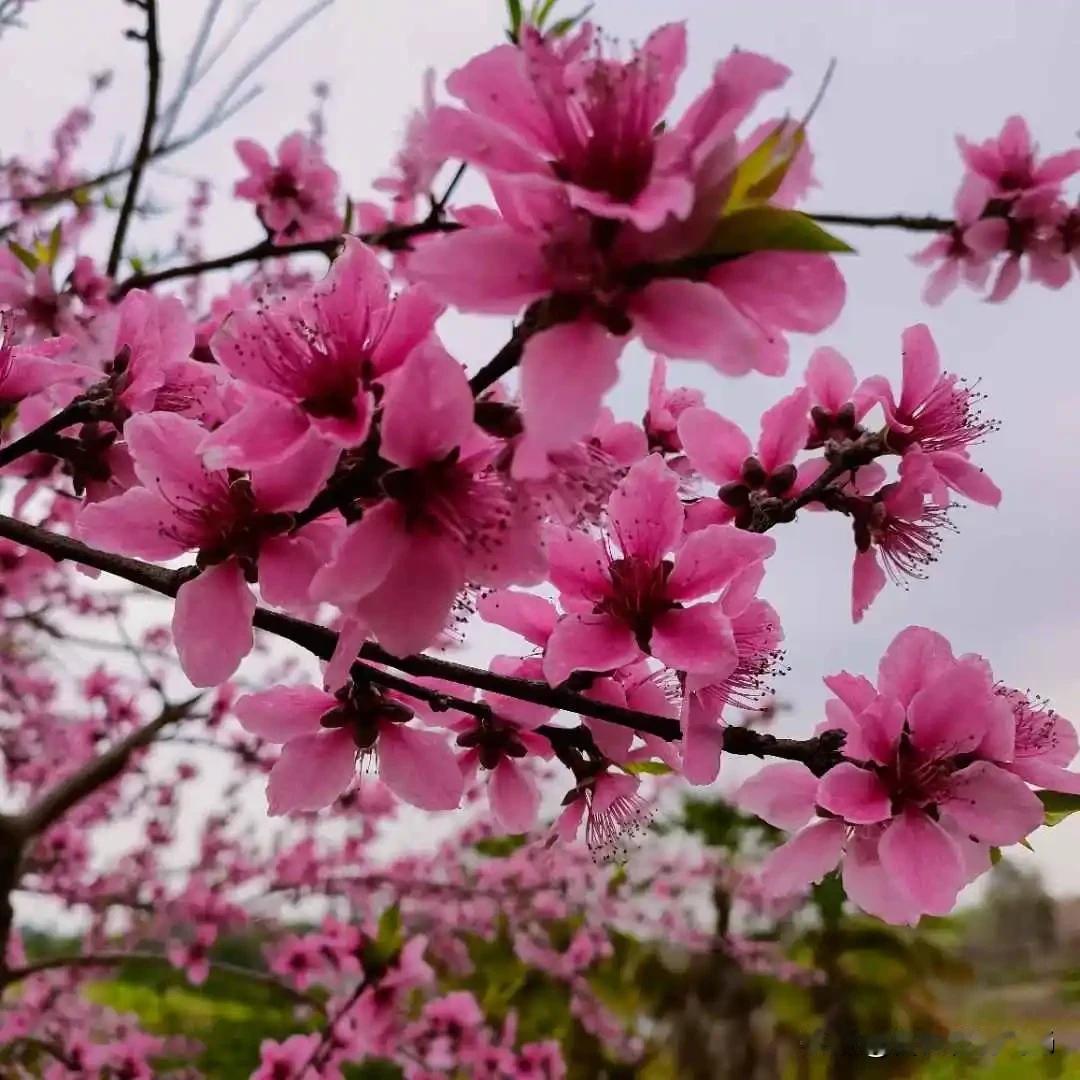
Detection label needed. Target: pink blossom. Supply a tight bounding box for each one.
[166,922,216,985]
[235,132,340,243]
[957,115,1080,202]
[739,627,1061,923]
[848,470,952,623]
[78,412,338,685]
[235,680,464,814]
[252,1033,322,1080]
[860,323,1001,506]
[643,356,704,455]
[201,239,442,469]
[373,68,449,217]
[911,175,1000,305]
[0,319,87,414]
[678,386,811,529]
[410,42,845,464]
[311,343,544,655]
[678,566,784,784]
[542,455,774,686]
[555,767,650,861]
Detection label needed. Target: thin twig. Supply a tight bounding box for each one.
[107,0,162,276]
[811,212,954,232]
[0,949,323,1007]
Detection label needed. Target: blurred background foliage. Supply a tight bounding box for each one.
[22,793,1079,1079]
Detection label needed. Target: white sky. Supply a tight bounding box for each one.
[3,0,1079,899]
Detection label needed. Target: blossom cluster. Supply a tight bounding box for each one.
[0,11,1076,1074]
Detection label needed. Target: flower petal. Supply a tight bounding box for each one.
[173,562,256,687]
[266,729,356,815]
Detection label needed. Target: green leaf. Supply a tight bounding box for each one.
[473,834,528,857]
[341,196,354,235]
[46,222,62,267]
[723,120,805,215]
[374,903,402,959]
[548,5,591,37]
[531,0,559,27]
[1038,790,1080,826]
[8,242,38,272]
[990,846,1002,865]
[506,0,523,36]
[622,760,672,776]
[707,207,854,256]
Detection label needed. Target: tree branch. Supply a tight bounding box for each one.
[0,949,323,1007]
[106,0,162,277]
[19,696,198,838]
[810,211,954,233]
[111,218,462,296]
[0,513,843,768]
[0,398,100,470]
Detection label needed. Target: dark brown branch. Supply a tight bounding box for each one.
[0,513,842,768]
[107,0,162,277]
[0,949,322,1007]
[747,432,889,534]
[0,399,97,469]
[300,976,369,1073]
[811,212,954,233]
[20,696,198,838]
[111,219,462,296]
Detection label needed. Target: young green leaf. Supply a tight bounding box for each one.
[707,206,854,255]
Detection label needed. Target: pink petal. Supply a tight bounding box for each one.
[842,832,922,925]
[173,562,257,687]
[757,386,810,472]
[258,534,323,610]
[353,533,465,656]
[816,763,891,824]
[379,724,464,810]
[823,671,878,717]
[876,625,955,706]
[805,346,856,413]
[987,254,1022,303]
[266,729,356,815]
[650,602,737,677]
[1009,758,1080,795]
[445,43,555,152]
[676,406,752,485]
[942,761,1044,844]
[857,695,906,766]
[542,613,639,687]
[379,342,474,469]
[406,225,551,315]
[425,105,547,176]
[543,526,611,604]
[929,451,1001,507]
[878,809,966,916]
[310,500,404,605]
[77,488,192,560]
[908,663,999,757]
[516,321,624,467]
[234,685,335,742]
[489,758,541,833]
[250,430,340,514]
[851,548,887,624]
[199,394,310,470]
[680,693,724,786]
[629,279,766,375]
[667,525,774,600]
[734,762,819,830]
[709,252,846,333]
[898,324,941,415]
[477,589,557,647]
[608,455,683,562]
[759,820,845,897]
[125,412,219,505]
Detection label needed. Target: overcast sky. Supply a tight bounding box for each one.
[4,0,1079,898]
